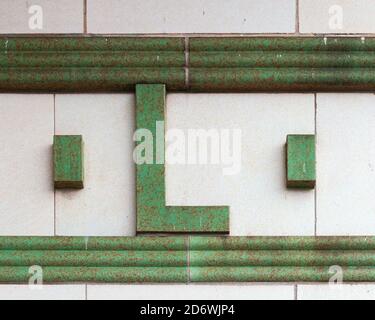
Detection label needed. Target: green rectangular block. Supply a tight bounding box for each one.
[54,135,84,189]
[286,134,315,188]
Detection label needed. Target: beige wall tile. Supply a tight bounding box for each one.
[55,94,135,236]
[0,0,83,33]
[88,284,295,300]
[316,94,375,235]
[0,94,54,235]
[0,285,85,300]
[166,94,315,236]
[298,284,375,300]
[300,0,375,34]
[88,0,295,33]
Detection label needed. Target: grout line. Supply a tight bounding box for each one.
[314,93,317,236]
[184,37,190,90]
[294,284,298,300]
[83,0,87,34]
[53,94,56,236]
[295,0,300,34]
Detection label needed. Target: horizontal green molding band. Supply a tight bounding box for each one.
[0,237,375,282]
[0,52,185,68]
[189,68,375,92]
[0,236,187,251]
[0,68,186,92]
[1,36,375,92]
[0,267,188,283]
[190,251,375,267]
[0,250,374,267]
[0,251,187,267]
[190,267,375,282]
[189,236,375,250]
[0,37,185,51]
[1,236,375,251]
[1,266,375,283]
[189,52,375,68]
[189,37,375,51]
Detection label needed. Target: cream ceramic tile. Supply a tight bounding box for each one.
[0,285,85,300]
[0,0,83,33]
[166,94,315,236]
[0,94,54,235]
[316,94,375,235]
[55,94,135,236]
[298,284,375,300]
[87,284,294,300]
[88,0,295,33]
[299,0,375,34]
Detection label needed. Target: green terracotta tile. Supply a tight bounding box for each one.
[189,236,375,250]
[189,266,375,282]
[135,84,229,233]
[0,266,188,283]
[286,134,315,188]
[2,37,375,92]
[0,236,188,251]
[54,135,84,189]
[0,236,374,282]
[0,250,187,267]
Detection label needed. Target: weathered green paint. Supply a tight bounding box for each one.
[190,52,375,68]
[286,135,315,188]
[0,52,184,68]
[0,250,187,267]
[189,37,375,51]
[190,267,375,282]
[0,249,375,267]
[189,68,375,92]
[1,37,375,92]
[136,84,229,233]
[189,236,375,250]
[0,236,187,250]
[0,37,185,92]
[190,250,375,266]
[0,267,188,283]
[0,236,373,282]
[0,68,186,92]
[0,37,185,51]
[54,135,84,189]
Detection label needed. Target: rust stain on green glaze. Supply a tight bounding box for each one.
[286,135,315,188]
[1,37,375,92]
[54,135,84,189]
[136,84,229,233]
